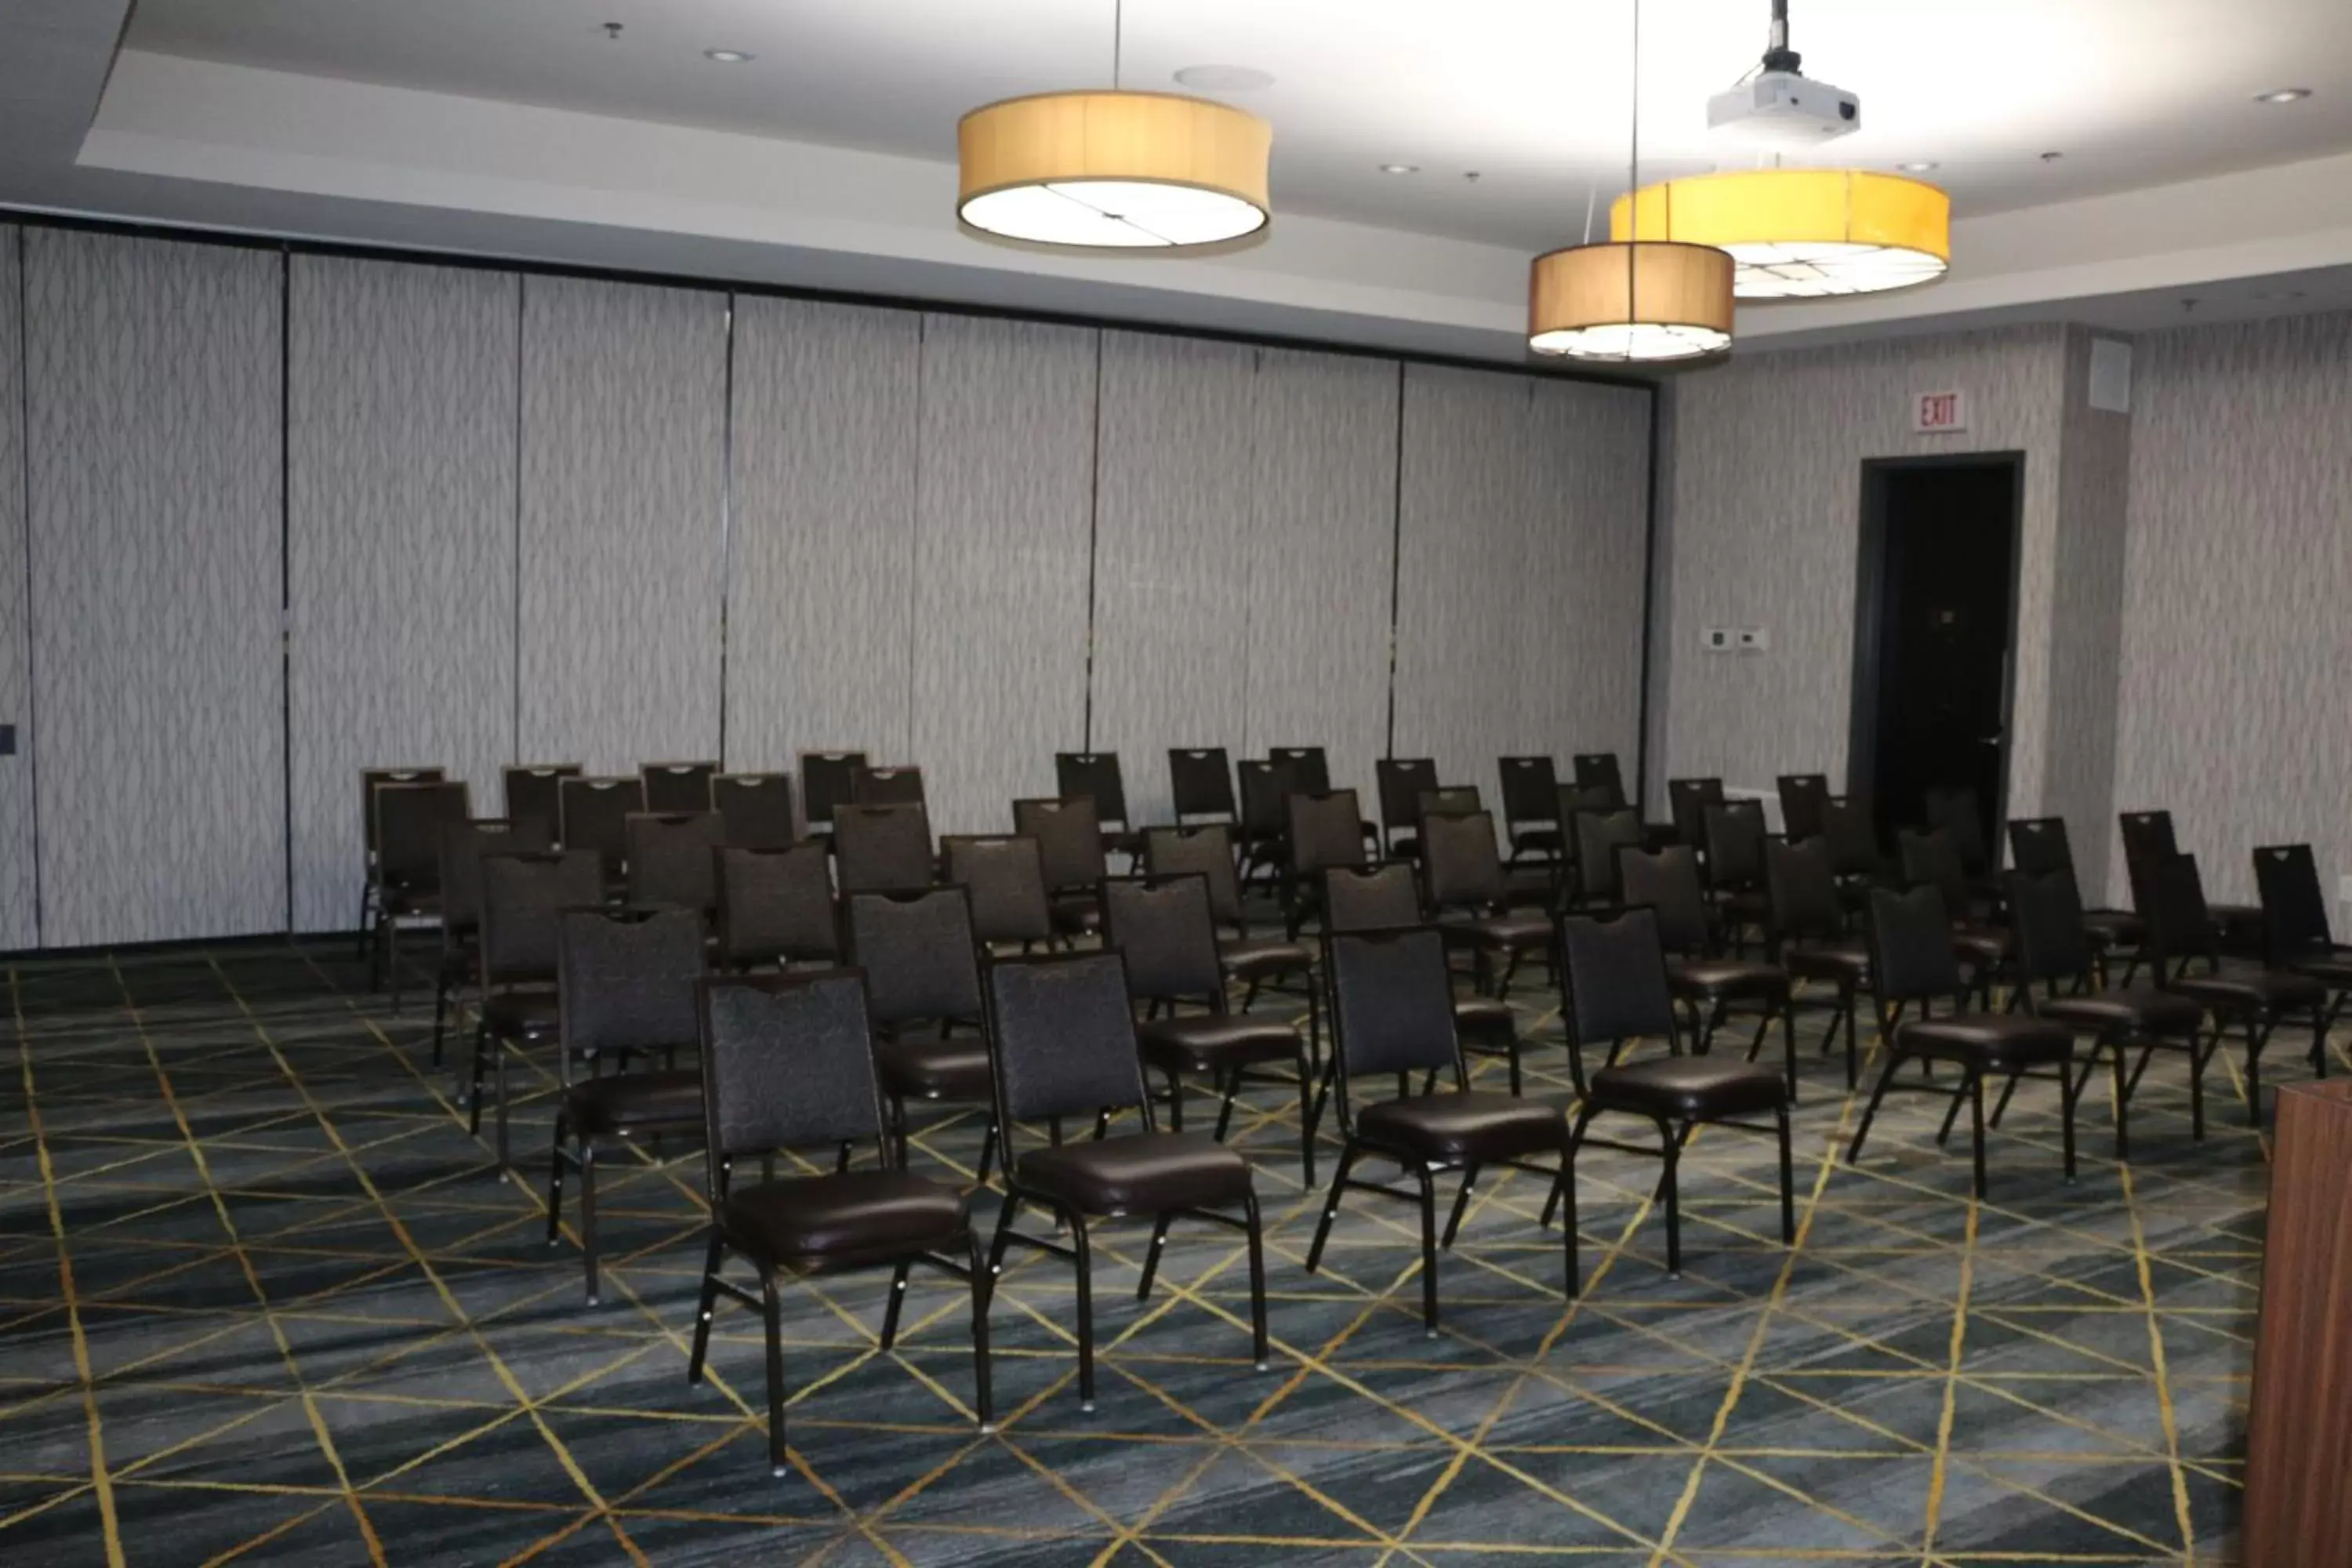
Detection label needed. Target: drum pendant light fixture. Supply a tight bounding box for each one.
[1528,0,1735,361]
[957,1,1272,250]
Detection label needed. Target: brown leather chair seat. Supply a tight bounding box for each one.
[1951,926,2010,970]
[1717,889,1773,926]
[1784,941,1869,985]
[720,1170,969,1272]
[1051,895,1103,936]
[1138,1014,1300,1074]
[1454,996,1515,1043]
[1588,1058,1785,1121]
[1439,909,1553,955]
[564,1069,703,1135]
[1356,1091,1564,1164]
[876,1036,993,1101]
[1014,1131,1253,1217]
[2289,956,2352,988]
[1220,935,1313,984]
[2038,988,2203,1037]
[1665,956,1788,1001]
[2170,967,2325,1015]
[481,989,559,1036]
[2082,910,2145,949]
[1896,1013,2073,1070]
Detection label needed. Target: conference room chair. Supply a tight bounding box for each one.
[980,949,1268,1411]
[1619,844,1798,1102]
[623,811,725,920]
[1279,744,1379,848]
[1667,777,1726,849]
[1417,810,1555,1002]
[2140,852,2328,1125]
[2252,843,2352,1035]
[1899,827,2013,1005]
[1548,784,1616,902]
[2008,816,2144,983]
[1549,906,1794,1275]
[369,779,472,1004]
[1055,751,1143,862]
[844,888,997,1179]
[1498,756,1564,867]
[1701,800,1773,950]
[1572,753,1627,810]
[1819,797,1889,907]
[833,803,936,897]
[1167,746,1238,826]
[643,760,718,814]
[797,750,868,840]
[1235,757,1298,889]
[714,844,841,972]
[1103,875,1315,1183]
[2121,809,2267,956]
[851,764,927,808]
[2004,867,2207,1156]
[1922,785,2002,897]
[1142,825,1317,1022]
[1762,836,1871,1087]
[1323,863,1522,1094]
[501,764,579,843]
[470,848,604,1171]
[1777,774,1831,844]
[687,971,991,1475]
[1376,757,1441,858]
[358,765,445,951]
[1012,796,1108,938]
[1283,789,1369,938]
[711,772,797,851]
[943,834,1058,952]
[546,906,706,1304]
[1305,927,1577,1330]
[558,775,644,891]
[431,816,552,1067]
[1570,807,1644,909]
[1846,884,2079,1197]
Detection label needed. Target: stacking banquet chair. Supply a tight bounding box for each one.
[1667,777,1726,849]
[1376,757,1442,859]
[1762,837,1871,1088]
[851,764,927,808]
[943,835,1058,953]
[1570,807,1645,910]
[358,766,445,953]
[1777,774,1831,845]
[712,773,797,851]
[1168,747,1238,827]
[1305,927,1577,1330]
[1499,756,1565,869]
[797,751,868,840]
[687,971,991,1475]
[369,779,471,1004]
[1143,825,1317,1025]
[1923,786,2001,902]
[623,811,725,921]
[1235,758,1297,889]
[844,889,998,1180]
[833,803,935,897]
[1820,797,1889,909]
[643,760,718,814]
[980,949,1269,1412]
[1324,863,1522,1094]
[2122,810,2267,956]
[1103,875,1315,1183]
[1572,753,1627,810]
[1550,907,1794,1276]
[1618,844,1798,1101]
[559,776,644,894]
[546,907,707,1304]
[715,845,841,971]
[432,816,553,1067]
[2252,843,2352,1038]
[1279,745,1380,849]
[1425,789,1549,908]
[1418,810,1556,1002]
[1013,797,1108,938]
[2140,853,2328,1125]
[501,764,579,843]
[1284,789,1369,938]
[470,849,605,1171]
[2002,867,2207,1156]
[1701,800,1773,951]
[1846,884,2080,1197]
[1056,752,1143,863]
[1899,828,2011,1005]
[1550,785,1616,902]
[2009,817,2143,983]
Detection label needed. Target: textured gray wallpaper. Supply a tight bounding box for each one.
[24,231,285,946]
[286,256,521,933]
[1241,349,1401,806]
[2112,310,2352,905]
[1087,332,1259,824]
[909,315,1097,835]
[0,231,32,949]
[517,276,727,774]
[726,296,921,775]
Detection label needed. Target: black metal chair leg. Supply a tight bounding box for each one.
[1544,1102,1597,1229]
[1295,1046,1317,1188]
[1166,1066,1185,1132]
[1241,1191,1269,1370]
[1136,1214,1172,1302]
[431,973,450,1067]
[879,1260,912,1349]
[687,1228,724,1385]
[1779,1000,1798,1104]
[2059,1055,2079,1183]
[1413,1162,1440,1334]
[1987,1069,2024,1129]
[1774,1102,1795,1243]
[1069,1211,1097,1411]
[579,1141,600,1305]
[1306,1142,1359,1272]
[1935,1073,1972,1145]
[1840,991,1859,1088]
[466,1019,489,1131]
[1968,1072,1989,1200]
[975,1118,998,1187]
[1440,1162,1480,1249]
[2245,1019,2270,1126]
[1657,1116,1683,1276]
[967,1232,995,1431]
[1846,1054,1902,1165]
[1211,1067,1242,1143]
[760,1269,789,1477]
[984,1189,1021,1281]
[545,1113,569,1246]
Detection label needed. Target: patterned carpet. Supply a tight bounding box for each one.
[0,936,2285,1566]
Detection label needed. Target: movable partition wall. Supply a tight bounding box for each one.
[0,223,1657,949]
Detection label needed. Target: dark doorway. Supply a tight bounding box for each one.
[1848,454,2024,853]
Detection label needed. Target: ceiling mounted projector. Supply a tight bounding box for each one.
[1707,0,1860,146]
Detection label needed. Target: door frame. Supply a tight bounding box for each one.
[1845,451,2028,839]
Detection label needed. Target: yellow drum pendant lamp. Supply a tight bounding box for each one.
[1528,241,1734,361]
[1610,169,1950,299]
[957,90,1272,249]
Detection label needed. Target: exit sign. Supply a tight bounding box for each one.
[1913,390,1969,434]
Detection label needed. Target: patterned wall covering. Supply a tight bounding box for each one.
[909,315,1098,836]
[0,231,32,949]
[285,256,521,933]
[1393,365,1654,811]
[24,231,285,946]
[2112,310,2352,905]
[1087,332,1260,825]
[1240,350,1401,807]
[725,297,921,777]
[517,276,727,775]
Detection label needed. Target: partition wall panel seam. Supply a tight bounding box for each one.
[13,226,39,947]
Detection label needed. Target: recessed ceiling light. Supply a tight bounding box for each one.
[704,49,755,63]
[1380,163,1420,175]
[2256,87,2313,104]
[1172,64,1274,93]
[1897,161,1939,172]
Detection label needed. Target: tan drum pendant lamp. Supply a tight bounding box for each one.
[957,1,1272,250]
[1528,0,1736,362]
